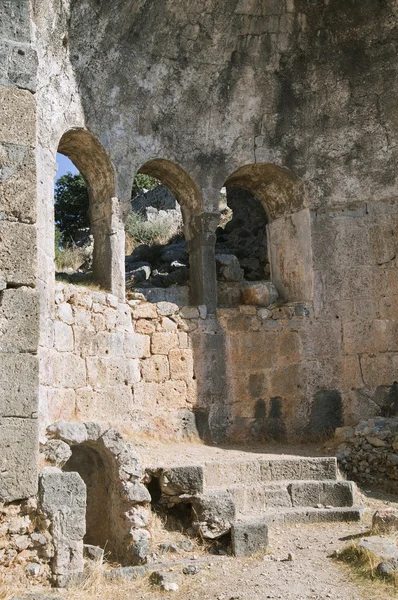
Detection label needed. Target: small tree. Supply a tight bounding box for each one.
[54,173,90,246]
[132,173,159,197]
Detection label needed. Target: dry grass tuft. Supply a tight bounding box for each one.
[55,246,87,272]
[336,540,398,589]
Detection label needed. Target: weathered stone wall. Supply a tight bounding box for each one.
[39,284,201,439]
[0,496,52,583]
[3,0,398,497]
[0,0,39,503]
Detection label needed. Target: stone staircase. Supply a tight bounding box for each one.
[144,451,362,557]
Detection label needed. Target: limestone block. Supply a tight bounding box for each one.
[135,319,156,334]
[0,221,36,285]
[228,332,277,370]
[130,529,150,563]
[301,319,342,359]
[151,332,179,355]
[216,254,244,282]
[44,388,76,424]
[86,356,137,387]
[141,355,170,383]
[124,506,152,528]
[0,145,36,222]
[369,224,397,266]
[161,316,178,331]
[48,353,86,388]
[156,302,179,316]
[47,421,88,444]
[0,353,38,417]
[76,386,134,422]
[42,440,72,468]
[131,303,158,319]
[277,330,302,363]
[0,288,39,352]
[0,88,35,145]
[180,306,200,319]
[231,519,269,556]
[0,2,31,42]
[133,380,187,410]
[57,303,74,325]
[178,331,189,349]
[1,42,37,92]
[241,281,278,306]
[0,417,38,502]
[161,466,204,496]
[93,331,124,357]
[360,353,398,388]
[54,321,73,352]
[39,470,86,585]
[124,332,151,358]
[169,349,194,381]
[343,319,389,355]
[123,482,151,503]
[73,326,96,355]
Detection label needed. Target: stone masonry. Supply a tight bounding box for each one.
[3,0,398,586]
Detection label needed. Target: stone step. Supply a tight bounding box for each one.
[252,506,362,527]
[222,480,355,514]
[203,457,338,489]
[230,507,361,556]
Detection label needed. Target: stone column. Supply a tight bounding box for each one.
[0,1,40,501]
[92,197,125,300]
[187,212,219,314]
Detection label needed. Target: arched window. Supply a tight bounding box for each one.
[125,159,203,304]
[55,129,117,292]
[223,163,312,303]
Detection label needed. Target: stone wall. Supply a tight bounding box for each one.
[0,0,40,503]
[38,274,398,445]
[39,283,201,439]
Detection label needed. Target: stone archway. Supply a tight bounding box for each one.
[42,421,151,565]
[225,163,312,302]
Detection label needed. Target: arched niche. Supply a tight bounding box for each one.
[128,158,211,306]
[57,129,122,295]
[137,158,203,232]
[225,163,313,302]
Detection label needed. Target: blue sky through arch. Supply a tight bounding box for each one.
[56,153,78,181]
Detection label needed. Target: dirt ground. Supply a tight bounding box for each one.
[128,500,397,600]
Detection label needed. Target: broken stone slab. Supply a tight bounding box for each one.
[216,254,244,282]
[41,440,72,468]
[241,281,278,307]
[47,421,88,445]
[358,536,398,562]
[193,490,236,539]
[160,465,204,496]
[104,565,148,581]
[372,508,398,532]
[122,482,151,503]
[150,570,180,591]
[83,544,104,562]
[231,518,269,557]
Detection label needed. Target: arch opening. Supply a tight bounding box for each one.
[63,444,115,555]
[55,129,117,292]
[222,163,313,303]
[125,159,202,304]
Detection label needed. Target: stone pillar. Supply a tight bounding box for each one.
[39,469,86,587]
[92,197,125,300]
[0,1,40,502]
[187,212,219,314]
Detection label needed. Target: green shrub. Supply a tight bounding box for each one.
[125,212,181,248]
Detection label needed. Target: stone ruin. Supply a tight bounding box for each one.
[2,0,398,589]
